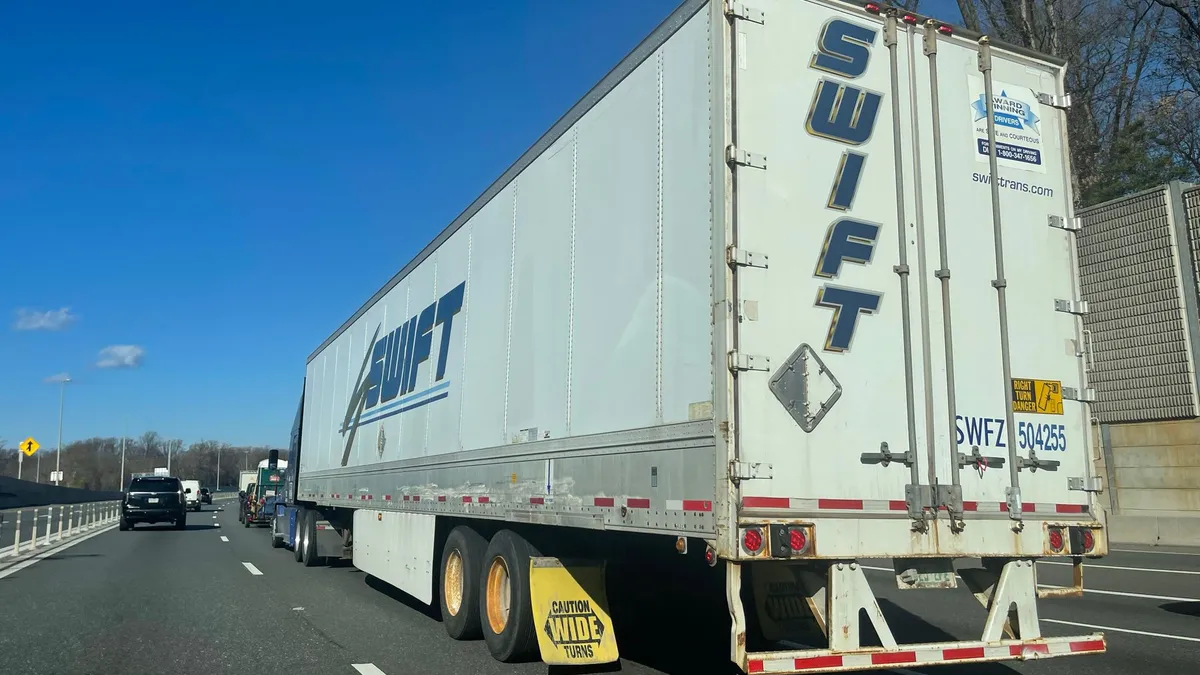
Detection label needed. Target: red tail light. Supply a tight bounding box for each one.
[789,527,809,553]
[1082,529,1095,552]
[1048,527,1065,552]
[742,527,764,554]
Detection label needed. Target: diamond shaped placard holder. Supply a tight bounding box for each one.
[768,343,842,433]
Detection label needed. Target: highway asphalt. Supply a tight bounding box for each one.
[0,504,1195,675]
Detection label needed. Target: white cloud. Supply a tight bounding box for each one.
[44,372,71,384]
[14,307,77,331]
[96,345,145,369]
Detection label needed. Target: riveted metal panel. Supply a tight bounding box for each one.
[1077,187,1197,422]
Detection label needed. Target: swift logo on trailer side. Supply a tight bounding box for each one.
[804,18,885,353]
[338,281,466,466]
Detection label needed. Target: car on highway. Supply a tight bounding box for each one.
[182,479,202,512]
[199,487,212,505]
[120,475,187,530]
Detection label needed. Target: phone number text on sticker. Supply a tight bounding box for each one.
[956,415,1068,452]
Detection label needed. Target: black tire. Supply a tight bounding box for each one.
[293,509,305,562]
[175,515,186,530]
[301,510,322,567]
[271,518,284,548]
[119,517,129,531]
[440,525,488,640]
[479,530,540,662]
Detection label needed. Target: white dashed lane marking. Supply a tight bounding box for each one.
[242,562,263,576]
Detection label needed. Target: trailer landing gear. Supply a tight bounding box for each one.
[732,558,1106,673]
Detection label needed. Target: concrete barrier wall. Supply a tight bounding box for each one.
[1077,182,1200,544]
[1098,419,1200,545]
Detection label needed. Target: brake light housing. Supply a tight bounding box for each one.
[1045,523,1104,556]
[739,523,815,558]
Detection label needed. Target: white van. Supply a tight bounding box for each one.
[181,479,202,512]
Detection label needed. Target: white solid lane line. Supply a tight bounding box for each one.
[1038,584,1199,603]
[1038,560,1200,575]
[1111,547,1200,557]
[220,536,229,542]
[242,562,263,576]
[352,665,386,675]
[1043,618,1200,643]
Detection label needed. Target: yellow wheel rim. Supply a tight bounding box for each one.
[444,550,464,616]
[485,556,511,635]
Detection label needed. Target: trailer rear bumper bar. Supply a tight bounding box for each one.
[745,634,1105,673]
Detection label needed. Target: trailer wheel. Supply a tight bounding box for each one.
[440,525,487,640]
[293,508,306,562]
[270,517,284,548]
[479,530,540,662]
[301,510,321,567]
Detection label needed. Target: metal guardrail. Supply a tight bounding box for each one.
[0,500,121,559]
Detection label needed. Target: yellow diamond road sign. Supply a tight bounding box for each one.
[21,437,40,457]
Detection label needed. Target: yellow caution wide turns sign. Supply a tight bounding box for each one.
[529,557,619,666]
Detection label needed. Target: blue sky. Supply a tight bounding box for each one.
[0,0,963,450]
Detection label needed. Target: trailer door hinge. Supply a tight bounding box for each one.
[724,1,765,23]
[729,351,770,373]
[1054,298,1089,316]
[1063,386,1097,403]
[730,460,773,481]
[726,145,767,170]
[1068,476,1102,492]
[1048,214,1082,232]
[727,246,769,269]
[1037,92,1073,109]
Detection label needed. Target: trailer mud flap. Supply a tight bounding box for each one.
[528,557,619,666]
[750,562,827,642]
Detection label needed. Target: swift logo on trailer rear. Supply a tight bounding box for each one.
[338,281,466,466]
[804,18,884,353]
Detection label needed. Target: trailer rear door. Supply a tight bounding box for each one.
[729,0,936,531]
[727,0,1094,551]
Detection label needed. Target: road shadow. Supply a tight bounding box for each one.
[39,553,103,561]
[1162,601,1200,617]
[128,523,221,532]
[364,574,443,622]
[875,599,1021,675]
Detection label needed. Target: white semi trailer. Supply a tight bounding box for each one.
[282,1,1108,672]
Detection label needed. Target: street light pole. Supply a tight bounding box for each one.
[216,445,221,491]
[54,377,70,486]
[120,430,126,490]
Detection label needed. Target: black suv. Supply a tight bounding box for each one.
[120,476,188,530]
